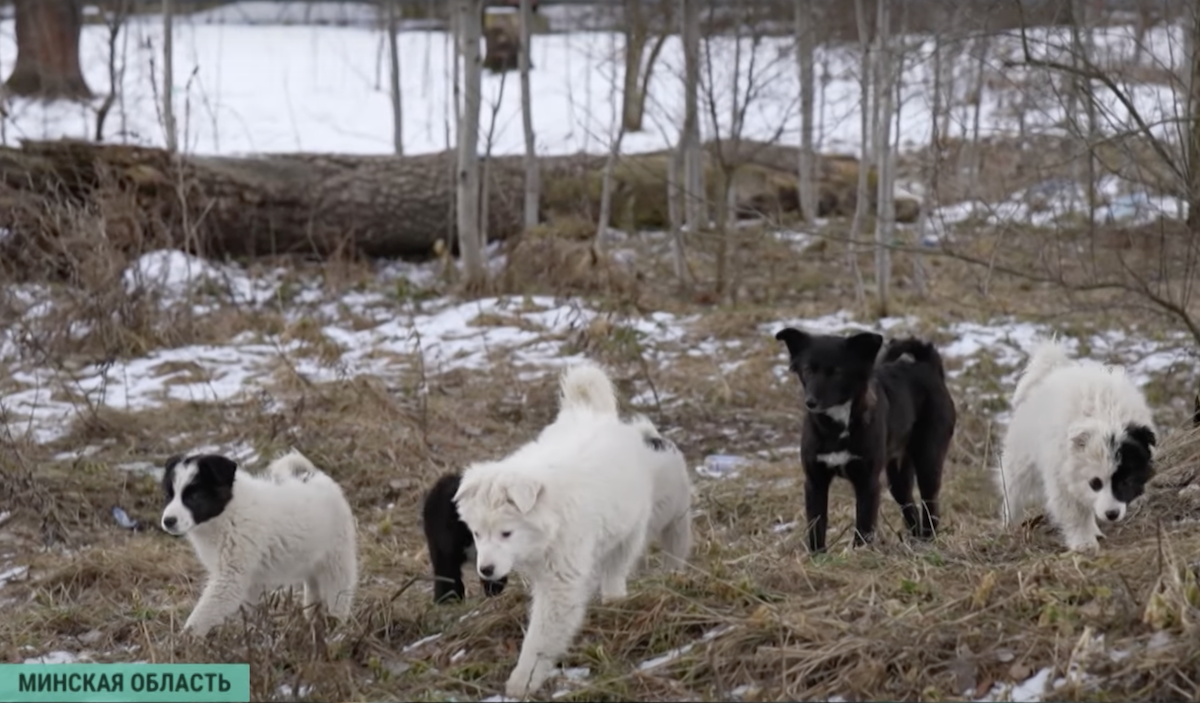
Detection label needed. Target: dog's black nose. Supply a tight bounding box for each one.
[162,516,177,529]
[1104,509,1120,521]
[479,565,495,578]
[804,399,818,410]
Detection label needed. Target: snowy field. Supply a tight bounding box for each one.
[0,6,1190,158]
[2,246,1195,449]
[1,4,1199,703]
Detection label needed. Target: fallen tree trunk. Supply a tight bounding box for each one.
[0,140,919,279]
[0,140,606,264]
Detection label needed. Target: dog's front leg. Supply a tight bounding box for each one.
[804,469,833,554]
[851,465,882,547]
[184,574,251,637]
[505,574,590,699]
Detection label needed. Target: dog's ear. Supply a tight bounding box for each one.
[774,328,810,358]
[164,454,184,472]
[1193,394,1199,428]
[504,477,544,514]
[1126,424,1157,452]
[453,478,479,507]
[197,455,238,485]
[846,332,884,363]
[1068,425,1093,451]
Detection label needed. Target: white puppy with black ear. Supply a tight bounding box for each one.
[996,339,1158,554]
[454,360,693,699]
[160,450,359,636]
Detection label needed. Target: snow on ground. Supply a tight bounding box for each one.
[2,247,1193,446]
[0,6,1189,161]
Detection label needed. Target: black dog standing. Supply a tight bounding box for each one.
[422,472,508,603]
[775,329,957,554]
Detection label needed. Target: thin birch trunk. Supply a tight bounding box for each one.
[519,0,539,230]
[162,0,177,153]
[386,0,404,155]
[794,0,818,224]
[455,0,485,286]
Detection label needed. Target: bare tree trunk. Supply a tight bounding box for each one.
[386,0,404,155]
[455,0,486,286]
[964,32,990,203]
[597,30,626,244]
[519,0,539,230]
[681,0,705,232]
[621,0,670,133]
[162,0,177,153]
[1071,0,1098,230]
[4,0,92,101]
[667,144,690,288]
[794,0,818,224]
[622,0,647,132]
[1186,0,1200,232]
[846,0,870,310]
[873,0,893,317]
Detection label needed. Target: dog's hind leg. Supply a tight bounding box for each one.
[596,535,645,602]
[314,548,358,620]
[996,456,1037,527]
[506,574,591,699]
[886,459,921,537]
[657,513,693,572]
[598,529,649,602]
[909,442,948,540]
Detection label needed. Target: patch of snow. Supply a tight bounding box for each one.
[23,650,91,665]
[276,683,314,698]
[0,565,28,587]
[637,626,734,672]
[696,455,751,480]
[401,633,442,652]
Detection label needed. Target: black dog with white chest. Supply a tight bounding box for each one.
[422,472,508,603]
[775,329,957,554]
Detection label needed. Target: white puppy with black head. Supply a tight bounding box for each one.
[160,449,358,636]
[996,339,1157,553]
[454,360,692,699]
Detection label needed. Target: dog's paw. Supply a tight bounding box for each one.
[505,659,554,699]
[1067,540,1100,556]
[599,581,628,603]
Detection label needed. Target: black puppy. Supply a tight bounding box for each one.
[421,472,508,604]
[775,329,957,554]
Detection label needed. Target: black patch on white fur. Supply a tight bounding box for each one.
[644,435,676,452]
[421,472,507,604]
[775,330,957,554]
[161,453,237,528]
[1109,423,1156,505]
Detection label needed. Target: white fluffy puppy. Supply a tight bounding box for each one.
[454,360,693,699]
[160,449,359,636]
[996,339,1157,553]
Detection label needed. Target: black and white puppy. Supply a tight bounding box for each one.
[161,450,358,635]
[422,472,508,604]
[775,329,958,554]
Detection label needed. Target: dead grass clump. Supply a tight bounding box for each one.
[498,228,641,300]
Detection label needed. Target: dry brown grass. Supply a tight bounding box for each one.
[2,207,1200,702]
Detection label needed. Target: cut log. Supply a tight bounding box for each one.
[0,140,605,268]
[0,140,918,279]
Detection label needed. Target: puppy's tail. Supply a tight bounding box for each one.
[266,449,331,485]
[882,338,947,379]
[559,360,619,416]
[1013,338,1073,408]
